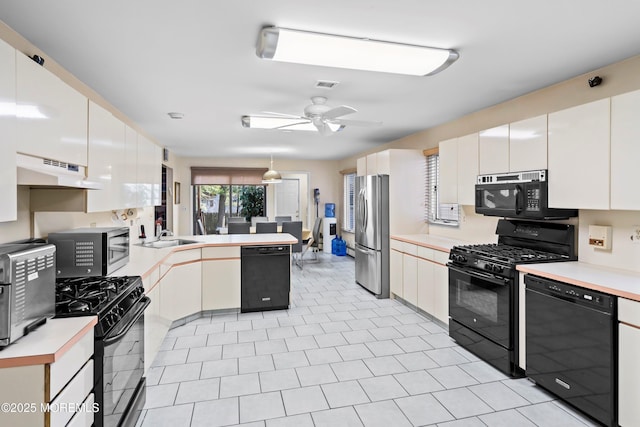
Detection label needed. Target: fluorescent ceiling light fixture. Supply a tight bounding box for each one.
[242,116,343,132]
[256,27,459,76]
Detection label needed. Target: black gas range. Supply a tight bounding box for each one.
[448,219,576,376]
[55,275,149,427]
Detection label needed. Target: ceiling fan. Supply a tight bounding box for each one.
[248,96,382,135]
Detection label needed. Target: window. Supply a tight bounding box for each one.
[343,172,356,232]
[425,152,459,226]
[194,184,266,233]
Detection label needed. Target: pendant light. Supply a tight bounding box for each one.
[262,154,282,184]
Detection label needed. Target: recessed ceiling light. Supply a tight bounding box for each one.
[168,112,184,119]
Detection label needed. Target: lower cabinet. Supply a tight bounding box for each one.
[144,270,170,373]
[390,239,450,324]
[159,262,202,321]
[202,259,241,310]
[619,298,640,426]
[0,330,94,427]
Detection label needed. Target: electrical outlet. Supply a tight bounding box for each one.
[631,226,640,245]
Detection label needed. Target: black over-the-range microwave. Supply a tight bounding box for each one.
[48,226,130,277]
[475,170,578,219]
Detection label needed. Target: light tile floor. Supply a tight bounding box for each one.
[137,254,600,427]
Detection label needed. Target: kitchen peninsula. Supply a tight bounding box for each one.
[116,233,298,372]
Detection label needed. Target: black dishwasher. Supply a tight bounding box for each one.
[241,245,290,312]
[525,274,617,427]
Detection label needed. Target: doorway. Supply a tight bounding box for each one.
[275,178,300,220]
[154,165,173,235]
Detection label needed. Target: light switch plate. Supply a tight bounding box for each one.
[588,225,612,250]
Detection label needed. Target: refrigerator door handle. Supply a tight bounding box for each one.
[355,244,374,255]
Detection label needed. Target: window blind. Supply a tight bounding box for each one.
[343,173,356,232]
[190,167,268,185]
[425,153,459,225]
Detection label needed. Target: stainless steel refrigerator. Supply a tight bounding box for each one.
[355,174,389,298]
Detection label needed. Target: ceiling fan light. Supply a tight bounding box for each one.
[257,27,459,76]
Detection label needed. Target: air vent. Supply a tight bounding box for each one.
[75,241,95,267]
[168,112,184,119]
[315,80,339,89]
[521,171,542,181]
[43,158,69,170]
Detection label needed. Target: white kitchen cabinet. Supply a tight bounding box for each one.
[439,133,478,205]
[143,268,169,373]
[159,261,202,321]
[0,39,17,222]
[15,51,88,166]
[366,153,377,175]
[390,246,403,298]
[123,125,139,208]
[356,156,367,176]
[136,134,162,207]
[611,89,640,210]
[417,255,435,315]
[87,101,126,212]
[548,98,610,209]
[509,115,547,172]
[479,124,509,174]
[619,298,640,427]
[439,138,458,204]
[432,262,449,325]
[402,244,418,306]
[0,328,94,427]
[202,246,241,310]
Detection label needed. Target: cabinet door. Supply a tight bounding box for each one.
[619,323,640,426]
[0,39,17,222]
[402,254,418,306]
[16,52,88,166]
[417,257,435,315]
[144,283,169,373]
[159,262,202,321]
[479,124,509,174]
[509,115,547,172]
[123,125,138,208]
[356,157,367,176]
[432,263,449,324]
[366,153,377,175]
[87,101,126,212]
[376,150,391,175]
[202,259,241,310]
[137,135,161,207]
[457,133,479,205]
[611,90,640,210]
[438,138,458,204]
[390,249,403,298]
[548,99,610,209]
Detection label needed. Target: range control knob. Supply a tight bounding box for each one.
[493,265,504,274]
[452,254,467,263]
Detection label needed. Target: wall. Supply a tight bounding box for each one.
[337,54,640,272]
[0,187,31,243]
[175,156,340,236]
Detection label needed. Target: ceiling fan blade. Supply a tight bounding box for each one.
[275,120,312,129]
[322,105,357,120]
[261,111,305,119]
[330,118,382,127]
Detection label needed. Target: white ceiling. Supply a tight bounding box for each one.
[2,1,640,160]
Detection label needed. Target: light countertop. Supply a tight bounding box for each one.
[0,316,97,369]
[390,234,469,253]
[517,262,640,302]
[117,233,298,279]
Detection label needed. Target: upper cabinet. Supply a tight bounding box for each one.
[123,125,139,208]
[548,98,610,210]
[15,52,88,166]
[87,101,126,212]
[358,151,392,176]
[356,156,367,176]
[137,134,162,207]
[478,124,509,174]
[439,133,478,205]
[509,115,547,172]
[611,89,640,210]
[0,39,17,222]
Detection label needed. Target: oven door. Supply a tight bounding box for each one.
[448,265,512,348]
[106,230,130,274]
[100,296,149,427]
[475,182,523,218]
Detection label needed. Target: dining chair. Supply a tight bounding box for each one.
[256,221,277,233]
[251,216,269,227]
[275,216,292,226]
[281,221,303,268]
[228,217,246,223]
[228,222,250,234]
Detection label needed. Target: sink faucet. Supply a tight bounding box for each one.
[159,229,174,240]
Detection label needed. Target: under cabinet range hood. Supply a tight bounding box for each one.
[16,153,103,190]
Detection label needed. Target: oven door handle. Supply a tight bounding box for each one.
[103,297,150,346]
[448,265,509,286]
[515,184,523,215]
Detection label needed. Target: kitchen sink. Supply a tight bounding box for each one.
[136,239,200,249]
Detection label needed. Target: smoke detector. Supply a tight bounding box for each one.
[315,80,339,89]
